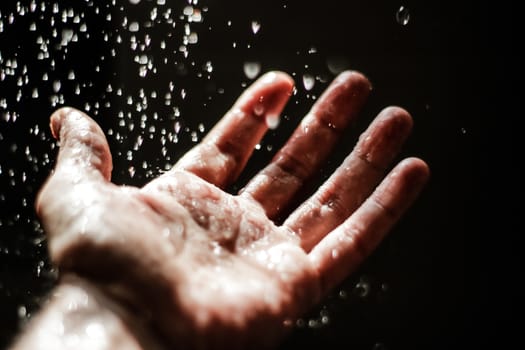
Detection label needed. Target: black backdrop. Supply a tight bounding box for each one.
[0,0,509,349]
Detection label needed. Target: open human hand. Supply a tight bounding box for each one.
[35,71,429,349]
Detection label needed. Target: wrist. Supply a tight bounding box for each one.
[10,274,166,350]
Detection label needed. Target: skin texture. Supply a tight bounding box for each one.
[21,71,429,350]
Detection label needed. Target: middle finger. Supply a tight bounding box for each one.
[239,71,371,219]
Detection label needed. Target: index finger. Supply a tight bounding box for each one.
[171,71,294,189]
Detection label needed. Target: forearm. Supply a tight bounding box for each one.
[9,274,166,350]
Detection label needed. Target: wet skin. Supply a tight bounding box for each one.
[14,71,429,350]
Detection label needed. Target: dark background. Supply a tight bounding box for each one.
[0,0,512,349]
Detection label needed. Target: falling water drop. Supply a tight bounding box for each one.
[265,115,280,129]
[187,32,198,44]
[61,29,74,46]
[251,20,261,34]
[203,61,213,73]
[302,74,315,91]
[183,6,194,16]
[243,62,261,79]
[17,306,27,319]
[396,6,410,25]
[52,80,61,93]
[129,22,140,32]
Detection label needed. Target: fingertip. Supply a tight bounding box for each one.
[400,157,431,185]
[381,105,412,121]
[386,158,430,200]
[253,71,295,103]
[335,70,372,93]
[370,157,430,218]
[236,71,295,120]
[311,70,372,124]
[257,70,295,91]
[379,106,414,136]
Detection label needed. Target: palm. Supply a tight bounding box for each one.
[140,170,318,347]
[36,71,429,349]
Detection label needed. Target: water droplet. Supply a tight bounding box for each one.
[191,131,198,142]
[338,289,348,299]
[187,32,198,44]
[296,318,306,328]
[52,80,61,92]
[129,0,141,4]
[137,55,148,65]
[61,29,74,46]
[203,61,213,73]
[354,277,371,297]
[251,20,261,34]
[184,6,194,16]
[129,22,140,32]
[174,121,181,134]
[302,74,315,91]
[243,62,261,79]
[253,103,264,116]
[17,305,27,319]
[396,6,410,26]
[265,115,280,129]
[308,319,319,328]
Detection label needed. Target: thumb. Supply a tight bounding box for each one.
[35,107,113,265]
[50,107,113,181]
